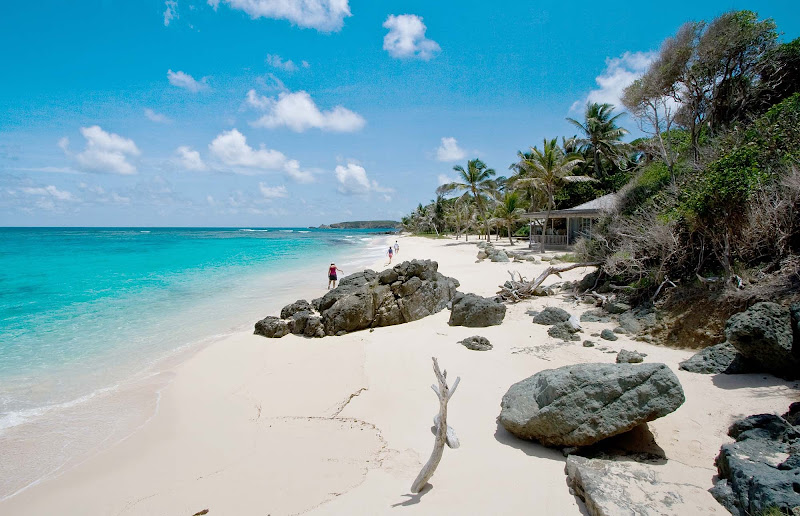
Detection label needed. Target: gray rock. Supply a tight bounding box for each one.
[254,316,290,338]
[280,299,313,319]
[580,311,611,324]
[548,321,581,342]
[448,292,507,327]
[600,329,618,341]
[612,326,628,334]
[378,269,398,285]
[617,311,642,334]
[498,363,685,447]
[784,402,800,426]
[459,335,493,351]
[583,340,595,347]
[726,302,800,379]
[616,349,645,363]
[532,306,571,325]
[287,310,314,335]
[476,250,488,260]
[577,270,600,291]
[711,410,800,516]
[303,315,325,338]
[490,250,510,262]
[606,302,631,314]
[791,303,800,353]
[679,342,751,374]
[565,455,719,516]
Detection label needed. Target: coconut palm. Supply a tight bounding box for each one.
[514,138,585,251]
[437,159,497,240]
[495,192,526,245]
[566,102,629,178]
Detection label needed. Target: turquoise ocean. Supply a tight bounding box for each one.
[0,227,390,498]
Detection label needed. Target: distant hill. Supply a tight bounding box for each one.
[319,220,401,229]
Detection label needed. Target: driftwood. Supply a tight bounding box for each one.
[410,357,460,494]
[498,262,602,302]
[651,276,677,302]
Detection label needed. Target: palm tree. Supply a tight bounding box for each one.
[514,138,585,251]
[437,159,497,240]
[495,192,526,245]
[566,102,629,178]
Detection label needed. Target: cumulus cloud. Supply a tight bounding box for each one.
[571,51,656,112]
[72,126,141,175]
[208,0,351,32]
[174,146,208,171]
[164,0,178,26]
[383,14,440,60]
[258,182,288,199]
[20,185,76,201]
[266,54,299,72]
[246,89,365,132]
[167,69,209,92]
[435,137,466,162]
[144,108,172,124]
[335,162,392,196]
[208,128,314,182]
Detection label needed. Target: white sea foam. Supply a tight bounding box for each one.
[238,229,269,232]
[139,231,150,233]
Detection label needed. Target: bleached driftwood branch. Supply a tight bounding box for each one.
[410,357,460,494]
[497,262,602,302]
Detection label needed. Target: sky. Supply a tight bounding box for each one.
[0,0,797,227]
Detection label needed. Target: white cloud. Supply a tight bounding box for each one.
[301,60,310,68]
[437,173,455,186]
[334,162,392,196]
[266,54,298,72]
[435,137,466,162]
[208,0,351,32]
[73,126,140,175]
[144,108,172,124]
[208,128,314,182]
[20,185,76,201]
[258,182,288,198]
[247,89,365,132]
[383,14,440,60]
[572,51,656,112]
[164,0,178,26]
[58,137,70,152]
[175,146,208,171]
[167,69,209,92]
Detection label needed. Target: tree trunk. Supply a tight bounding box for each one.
[508,221,514,245]
[541,211,550,253]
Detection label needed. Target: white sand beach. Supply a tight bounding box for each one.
[2,235,797,515]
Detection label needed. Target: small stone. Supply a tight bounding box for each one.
[583,340,595,347]
[616,349,645,363]
[601,329,618,341]
[613,326,628,334]
[459,335,493,351]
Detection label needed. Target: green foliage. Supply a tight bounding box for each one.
[618,162,673,215]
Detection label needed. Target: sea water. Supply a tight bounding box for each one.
[0,227,389,498]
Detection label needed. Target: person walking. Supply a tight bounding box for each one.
[328,263,343,289]
[394,240,399,255]
[387,246,393,264]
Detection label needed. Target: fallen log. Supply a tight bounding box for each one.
[410,357,460,494]
[497,262,602,302]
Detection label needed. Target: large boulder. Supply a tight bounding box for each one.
[679,342,750,374]
[710,411,800,516]
[319,260,459,336]
[532,306,571,325]
[725,302,800,379]
[498,363,685,447]
[254,316,290,338]
[280,299,313,319]
[448,292,507,327]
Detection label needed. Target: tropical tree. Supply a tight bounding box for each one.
[494,192,526,245]
[514,138,585,251]
[566,102,629,178]
[437,159,497,240]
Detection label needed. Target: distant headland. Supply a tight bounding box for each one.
[317,220,401,230]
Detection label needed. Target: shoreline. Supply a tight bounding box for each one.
[0,232,393,503]
[2,235,796,515]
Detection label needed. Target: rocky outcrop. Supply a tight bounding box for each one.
[725,302,800,379]
[565,455,718,516]
[255,260,459,338]
[448,292,506,327]
[459,335,492,351]
[498,363,685,447]
[532,307,571,325]
[254,316,290,338]
[616,349,645,363]
[679,342,750,374]
[548,321,580,342]
[710,409,800,516]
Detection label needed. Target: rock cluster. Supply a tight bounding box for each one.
[475,241,538,263]
[680,302,800,379]
[448,292,506,327]
[710,405,800,516]
[498,363,685,447]
[254,260,460,338]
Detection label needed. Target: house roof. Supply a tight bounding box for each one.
[524,193,617,219]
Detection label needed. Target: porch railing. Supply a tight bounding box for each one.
[530,234,568,246]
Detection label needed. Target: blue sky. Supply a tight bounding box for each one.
[1,0,797,227]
